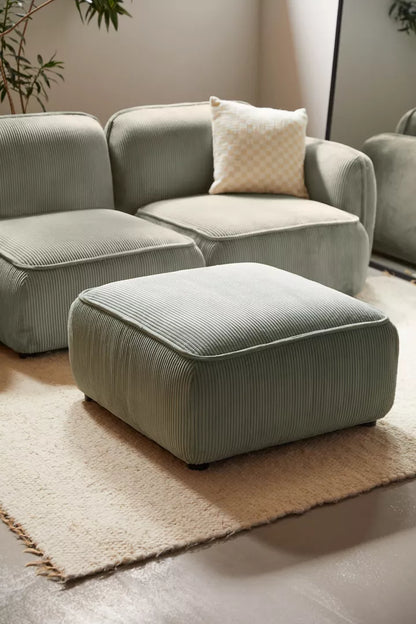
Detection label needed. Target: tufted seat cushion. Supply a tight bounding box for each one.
[138,194,369,295]
[0,209,204,353]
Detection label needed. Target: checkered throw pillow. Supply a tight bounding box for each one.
[209,96,309,198]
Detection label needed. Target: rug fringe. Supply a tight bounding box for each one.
[0,507,65,583]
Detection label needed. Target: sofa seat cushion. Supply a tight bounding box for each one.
[0,209,201,268]
[138,194,369,295]
[0,209,204,353]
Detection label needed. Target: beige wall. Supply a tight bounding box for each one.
[331,0,416,148]
[3,0,260,124]
[259,0,338,138]
[1,0,343,138]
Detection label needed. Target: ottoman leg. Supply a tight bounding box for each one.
[84,394,93,402]
[187,463,210,471]
[363,421,377,427]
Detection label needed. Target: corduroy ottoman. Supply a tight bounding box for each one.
[68,263,399,467]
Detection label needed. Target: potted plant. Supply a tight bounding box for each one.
[0,0,131,114]
[389,1,416,34]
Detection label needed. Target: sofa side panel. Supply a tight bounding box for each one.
[305,137,376,248]
[69,299,198,463]
[363,132,416,265]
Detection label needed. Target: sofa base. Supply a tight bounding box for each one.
[138,194,370,296]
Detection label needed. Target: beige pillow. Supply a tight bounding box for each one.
[209,96,309,198]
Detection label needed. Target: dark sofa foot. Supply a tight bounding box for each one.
[18,353,31,359]
[84,394,93,402]
[187,463,210,471]
[362,421,377,427]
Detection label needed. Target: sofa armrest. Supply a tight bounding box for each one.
[362,132,416,263]
[304,137,377,247]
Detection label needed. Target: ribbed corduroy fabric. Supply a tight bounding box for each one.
[138,195,369,294]
[69,264,399,465]
[0,211,204,353]
[304,137,376,247]
[0,209,203,268]
[105,103,214,214]
[106,103,376,295]
[0,113,114,219]
[0,113,205,353]
[106,103,376,245]
[363,133,416,266]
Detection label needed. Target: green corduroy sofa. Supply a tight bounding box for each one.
[0,112,204,354]
[363,107,416,266]
[0,104,377,354]
[105,103,376,295]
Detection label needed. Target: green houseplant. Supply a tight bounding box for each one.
[389,1,416,34]
[0,0,131,114]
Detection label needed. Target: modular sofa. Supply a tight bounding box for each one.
[0,112,204,354]
[106,102,376,296]
[0,104,377,354]
[363,108,416,266]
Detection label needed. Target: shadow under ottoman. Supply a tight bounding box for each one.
[68,263,399,466]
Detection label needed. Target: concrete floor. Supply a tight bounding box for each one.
[371,253,416,281]
[1,477,416,624]
[1,268,416,624]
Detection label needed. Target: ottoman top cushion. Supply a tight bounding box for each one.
[78,263,388,360]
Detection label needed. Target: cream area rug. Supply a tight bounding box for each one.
[0,275,416,582]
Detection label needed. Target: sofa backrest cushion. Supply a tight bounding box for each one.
[0,112,114,219]
[396,108,416,137]
[106,103,214,214]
